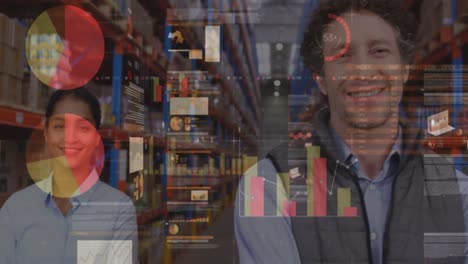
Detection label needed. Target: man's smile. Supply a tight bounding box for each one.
[345,85,387,101]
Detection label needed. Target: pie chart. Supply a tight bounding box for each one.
[26,5,104,90]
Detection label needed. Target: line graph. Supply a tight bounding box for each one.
[77,240,132,264]
[238,147,359,217]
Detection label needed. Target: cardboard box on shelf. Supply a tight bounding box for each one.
[0,74,11,104]
[35,80,53,113]
[0,74,20,105]
[15,49,24,79]
[440,26,453,43]
[13,21,26,52]
[116,18,127,32]
[97,4,113,19]
[454,22,468,36]
[10,76,20,106]
[0,45,4,74]
[428,39,441,53]
[0,15,25,49]
[135,34,144,48]
[459,0,468,21]
[101,0,130,16]
[26,74,40,110]
[20,78,30,108]
[2,46,16,76]
[99,0,121,15]
[14,77,22,106]
[418,0,443,45]
[442,0,453,25]
[0,14,13,47]
[25,74,52,112]
[0,140,19,193]
[8,47,17,77]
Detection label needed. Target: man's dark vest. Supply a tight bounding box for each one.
[267,110,465,264]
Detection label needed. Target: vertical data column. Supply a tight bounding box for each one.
[250,176,264,216]
[313,158,327,216]
[306,146,320,216]
[276,172,290,216]
[337,187,350,216]
[337,187,358,217]
[283,200,297,217]
[242,155,258,216]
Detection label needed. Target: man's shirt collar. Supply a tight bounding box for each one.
[329,125,402,182]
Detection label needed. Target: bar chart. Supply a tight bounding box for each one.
[240,147,358,217]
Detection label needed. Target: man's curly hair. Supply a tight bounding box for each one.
[300,0,419,74]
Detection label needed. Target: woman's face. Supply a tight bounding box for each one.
[44,96,100,171]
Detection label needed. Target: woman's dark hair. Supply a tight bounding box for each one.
[301,0,418,74]
[45,88,102,130]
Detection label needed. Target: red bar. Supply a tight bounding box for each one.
[313,158,327,216]
[181,77,189,97]
[289,201,296,216]
[251,176,265,216]
[283,200,296,217]
[155,84,162,102]
[343,207,358,217]
[282,200,288,216]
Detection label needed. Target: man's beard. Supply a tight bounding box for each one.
[343,91,399,129]
[345,107,394,129]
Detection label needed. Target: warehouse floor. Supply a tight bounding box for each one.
[174,206,239,264]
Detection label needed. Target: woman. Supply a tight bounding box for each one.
[0,88,137,264]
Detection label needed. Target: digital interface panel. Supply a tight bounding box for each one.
[1,0,468,263]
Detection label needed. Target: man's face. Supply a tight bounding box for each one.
[317,11,408,129]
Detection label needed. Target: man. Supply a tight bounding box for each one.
[235,1,468,263]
